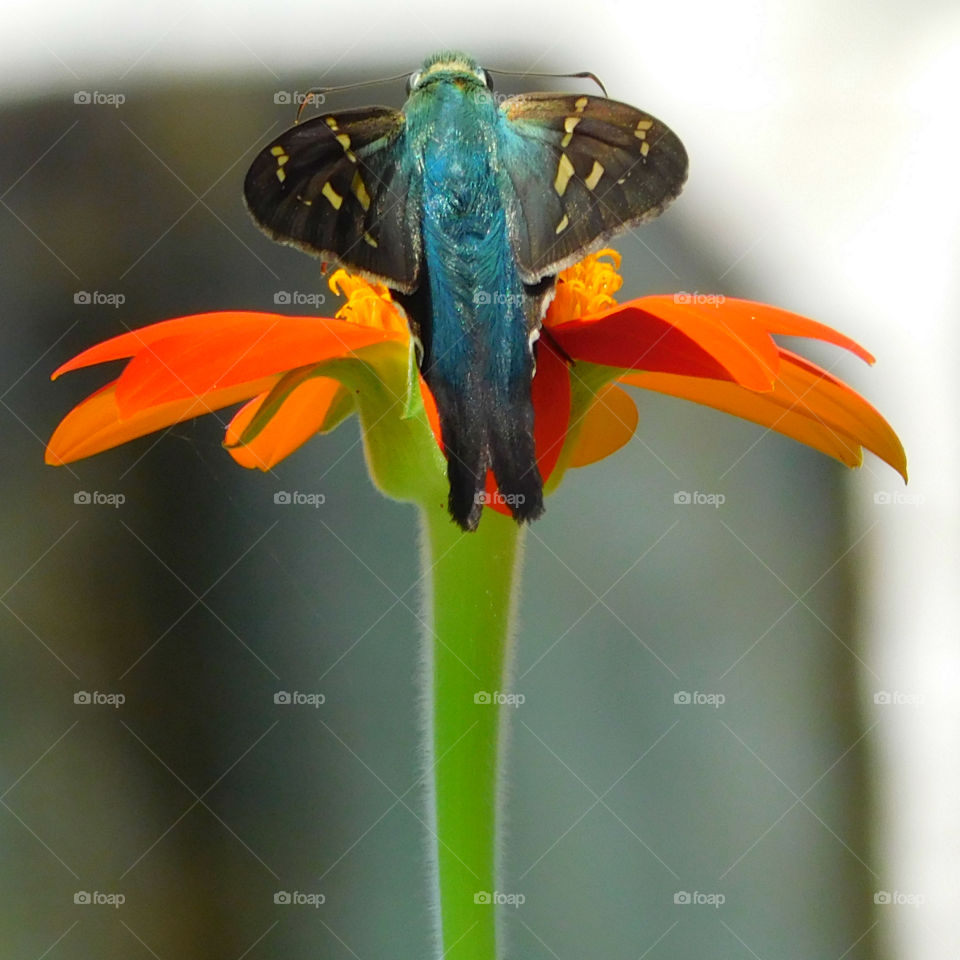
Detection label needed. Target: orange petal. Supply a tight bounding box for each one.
[46,376,277,465]
[51,311,295,378]
[113,316,396,416]
[621,348,906,480]
[569,384,639,468]
[224,376,343,470]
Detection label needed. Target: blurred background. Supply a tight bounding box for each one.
[1,1,956,958]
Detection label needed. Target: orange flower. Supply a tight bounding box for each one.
[47,252,906,517]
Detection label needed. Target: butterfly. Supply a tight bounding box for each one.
[244,51,688,531]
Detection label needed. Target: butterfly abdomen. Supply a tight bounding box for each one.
[404,85,545,530]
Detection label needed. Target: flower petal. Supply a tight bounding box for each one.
[112,315,397,416]
[46,376,277,465]
[621,347,906,480]
[224,375,346,470]
[51,312,286,378]
[552,302,777,390]
[569,384,639,468]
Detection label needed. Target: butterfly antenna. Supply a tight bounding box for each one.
[486,68,608,97]
[294,71,411,122]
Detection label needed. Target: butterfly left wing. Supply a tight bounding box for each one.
[495,93,688,283]
[244,106,422,292]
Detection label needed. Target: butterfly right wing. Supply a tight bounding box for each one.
[244,106,422,292]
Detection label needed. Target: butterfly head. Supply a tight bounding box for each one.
[407,51,493,94]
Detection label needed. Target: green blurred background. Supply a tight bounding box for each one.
[0,10,934,959]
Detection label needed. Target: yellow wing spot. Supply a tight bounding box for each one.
[363,231,378,248]
[584,160,604,191]
[574,96,588,112]
[270,145,286,156]
[554,153,575,196]
[634,119,653,140]
[345,150,358,163]
[555,213,570,234]
[276,154,289,166]
[321,182,343,209]
[560,115,580,148]
[351,171,371,211]
[335,133,351,151]
[325,116,339,130]
[640,141,650,157]
[275,167,286,183]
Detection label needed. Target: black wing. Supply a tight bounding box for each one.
[496,93,688,282]
[244,106,422,292]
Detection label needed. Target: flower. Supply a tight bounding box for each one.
[47,252,906,517]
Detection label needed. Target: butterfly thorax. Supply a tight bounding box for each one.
[405,80,530,386]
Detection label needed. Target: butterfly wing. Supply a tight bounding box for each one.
[244,106,422,292]
[496,93,688,283]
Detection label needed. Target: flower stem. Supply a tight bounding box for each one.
[420,503,523,960]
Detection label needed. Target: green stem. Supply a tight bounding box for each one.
[420,502,523,960]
